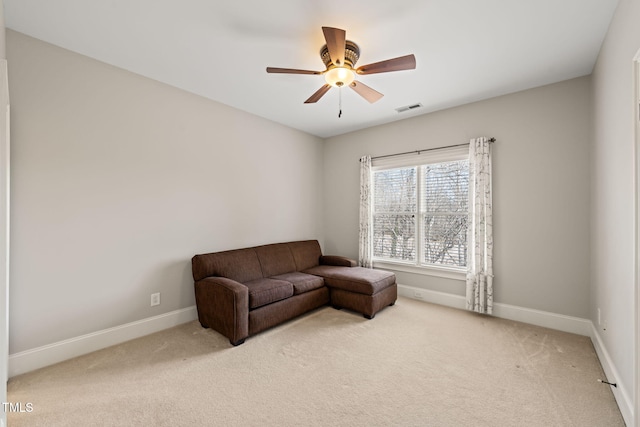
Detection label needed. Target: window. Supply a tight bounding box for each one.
[371,147,469,272]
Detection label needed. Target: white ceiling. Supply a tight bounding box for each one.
[4,0,619,138]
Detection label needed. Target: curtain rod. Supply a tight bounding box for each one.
[364,137,496,161]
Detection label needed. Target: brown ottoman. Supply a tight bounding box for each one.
[303,266,397,319]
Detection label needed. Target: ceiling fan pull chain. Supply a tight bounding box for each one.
[338,87,343,118]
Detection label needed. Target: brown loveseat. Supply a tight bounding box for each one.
[192,240,397,345]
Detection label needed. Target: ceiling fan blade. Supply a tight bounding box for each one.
[355,54,416,75]
[322,27,346,66]
[266,67,322,75]
[349,81,384,104]
[304,84,332,104]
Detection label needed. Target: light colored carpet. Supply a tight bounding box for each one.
[8,297,624,426]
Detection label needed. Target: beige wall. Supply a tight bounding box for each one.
[7,30,324,353]
[590,0,640,417]
[323,76,591,318]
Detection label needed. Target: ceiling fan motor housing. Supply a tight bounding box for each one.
[321,40,360,68]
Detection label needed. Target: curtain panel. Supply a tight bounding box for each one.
[466,137,494,314]
[358,155,373,268]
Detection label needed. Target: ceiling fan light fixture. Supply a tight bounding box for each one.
[324,67,355,87]
[266,27,416,105]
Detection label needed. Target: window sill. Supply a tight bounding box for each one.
[372,260,466,281]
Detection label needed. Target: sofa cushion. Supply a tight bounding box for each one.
[192,248,263,283]
[302,266,395,296]
[287,240,322,271]
[254,243,297,277]
[245,278,294,309]
[271,272,325,295]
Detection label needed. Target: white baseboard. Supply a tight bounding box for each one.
[8,306,198,378]
[398,283,467,310]
[398,284,592,336]
[590,324,634,426]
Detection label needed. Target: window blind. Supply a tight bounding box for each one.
[422,160,469,267]
[371,151,470,269]
[372,166,417,262]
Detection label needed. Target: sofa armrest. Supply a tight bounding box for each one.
[194,277,249,345]
[320,255,358,267]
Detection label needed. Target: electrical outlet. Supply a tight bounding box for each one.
[150,292,160,307]
[413,290,424,300]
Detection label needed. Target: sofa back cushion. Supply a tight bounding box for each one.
[192,248,263,283]
[287,240,322,271]
[254,243,297,277]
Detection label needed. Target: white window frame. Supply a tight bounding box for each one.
[371,145,469,280]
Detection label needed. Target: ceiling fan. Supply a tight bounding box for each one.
[266,27,416,105]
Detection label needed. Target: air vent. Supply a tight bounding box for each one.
[395,103,423,113]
